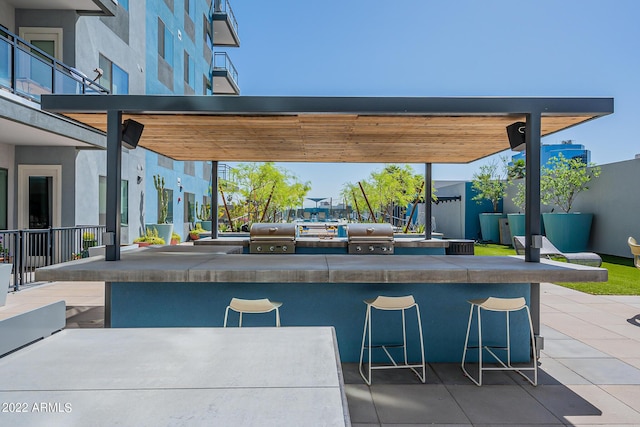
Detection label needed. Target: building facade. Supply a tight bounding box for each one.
[0,0,240,244]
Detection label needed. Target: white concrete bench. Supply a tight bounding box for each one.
[0,300,66,357]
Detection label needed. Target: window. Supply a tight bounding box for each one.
[184,192,195,223]
[203,74,212,95]
[99,54,129,94]
[0,168,7,229]
[159,188,174,224]
[158,18,174,67]
[99,176,129,226]
[184,161,196,176]
[185,0,196,21]
[184,51,195,88]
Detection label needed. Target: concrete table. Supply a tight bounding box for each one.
[0,327,350,426]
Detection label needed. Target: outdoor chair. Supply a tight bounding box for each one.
[461,296,538,386]
[628,237,640,269]
[223,298,282,327]
[359,295,426,385]
[512,236,602,267]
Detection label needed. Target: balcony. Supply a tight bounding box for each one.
[210,0,240,47]
[0,28,109,102]
[211,52,239,95]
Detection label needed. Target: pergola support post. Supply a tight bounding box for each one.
[524,112,542,263]
[211,161,219,239]
[425,163,432,240]
[105,110,122,261]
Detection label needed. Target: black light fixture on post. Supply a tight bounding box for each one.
[121,119,144,150]
[506,121,526,151]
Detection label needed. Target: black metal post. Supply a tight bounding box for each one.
[105,110,122,261]
[211,161,219,239]
[524,112,541,263]
[104,282,111,328]
[425,163,432,239]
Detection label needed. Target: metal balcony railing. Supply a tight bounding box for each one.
[212,52,239,87]
[0,27,109,102]
[0,226,106,291]
[211,0,239,37]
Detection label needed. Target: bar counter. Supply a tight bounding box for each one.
[36,244,607,362]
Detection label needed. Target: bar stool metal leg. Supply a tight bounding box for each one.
[461,297,537,386]
[358,295,426,385]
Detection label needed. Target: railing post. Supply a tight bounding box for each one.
[16,230,23,291]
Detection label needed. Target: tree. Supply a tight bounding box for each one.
[228,162,311,224]
[540,153,601,213]
[471,159,507,213]
[340,164,429,224]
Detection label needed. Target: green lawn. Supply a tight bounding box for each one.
[473,243,640,295]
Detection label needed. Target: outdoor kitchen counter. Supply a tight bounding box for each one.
[34,246,607,362]
[35,244,606,284]
[194,236,449,249]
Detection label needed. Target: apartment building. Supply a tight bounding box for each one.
[0,0,239,245]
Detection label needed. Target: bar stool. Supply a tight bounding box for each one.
[223,298,282,327]
[359,295,426,385]
[461,296,537,386]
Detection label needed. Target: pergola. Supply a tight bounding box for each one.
[41,95,614,261]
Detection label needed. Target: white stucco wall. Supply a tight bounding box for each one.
[503,158,640,257]
[571,158,640,257]
[0,142,14,228]
[0,1,15,31]
[73,5,147,243]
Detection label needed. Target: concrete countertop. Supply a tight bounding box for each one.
[195,237,450,248]
[0,327,349,426]
[35,245,607,284]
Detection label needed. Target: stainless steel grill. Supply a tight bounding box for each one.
[347,223,394,254]
[249,223,296,254]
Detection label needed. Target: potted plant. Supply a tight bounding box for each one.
[189,223,206,241]
[133,228,166,247]
[145,174,173,245]
[506,159,526,239]
[170,232,181,245]
[540,153,600,252]
[471,160,507,243]
[195,201,212,231]
[82,231,98,250]
[0,243,10,263]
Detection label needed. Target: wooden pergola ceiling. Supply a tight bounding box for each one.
[41,96,614,164]
[63,113,596,163]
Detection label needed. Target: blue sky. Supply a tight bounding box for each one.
[225,0,639,206]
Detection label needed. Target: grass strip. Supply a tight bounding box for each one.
[473,243,640,295]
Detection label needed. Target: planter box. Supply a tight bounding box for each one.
[542,212,593,253]
[145,224,173,245]
[198,221,212,231]
[0,263,12,307]
[478,213,505,243]
[506,214,546,241]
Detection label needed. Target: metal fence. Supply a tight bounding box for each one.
[0,226,105,291]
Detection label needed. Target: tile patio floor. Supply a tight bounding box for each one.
[2,281,640,426]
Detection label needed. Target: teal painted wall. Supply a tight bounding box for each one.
[110,280,532,363]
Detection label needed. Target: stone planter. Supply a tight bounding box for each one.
[542,212,593,253]
[478,213,505,243]
[145,223,173,245]
[0,263,12,307]
[507,213,525,240]
[199,221,212,231]
[507,214,545,241]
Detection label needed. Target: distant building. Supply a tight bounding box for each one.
[511,141,590,167]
